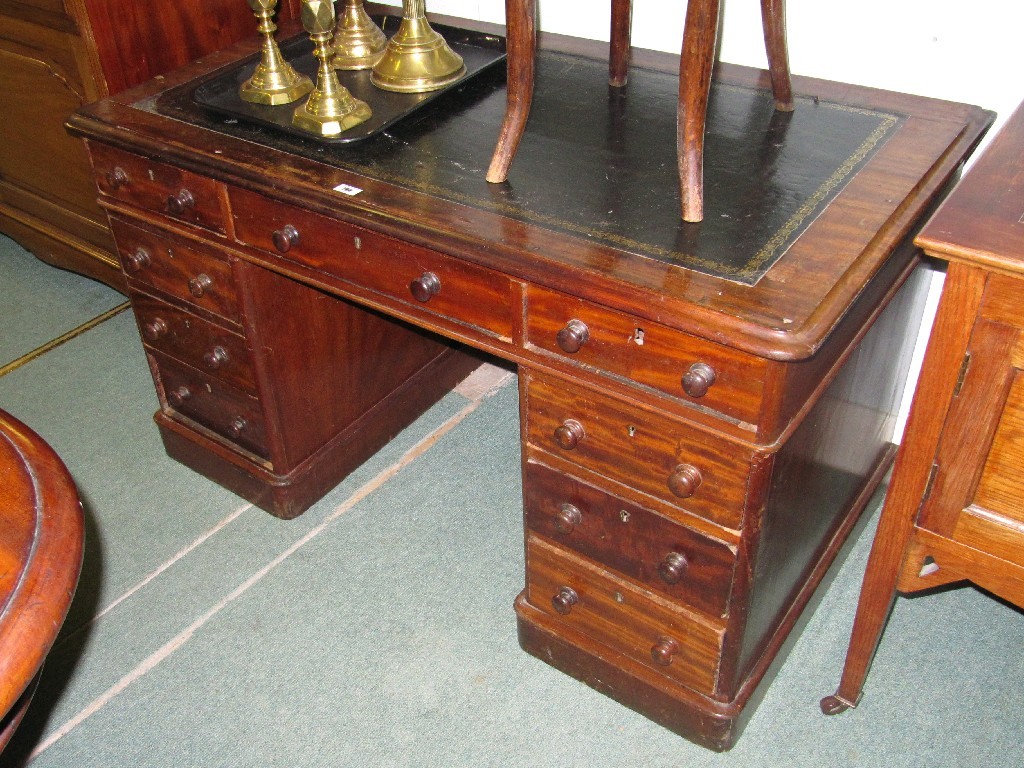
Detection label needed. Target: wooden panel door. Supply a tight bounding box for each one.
[916,273,1024,569]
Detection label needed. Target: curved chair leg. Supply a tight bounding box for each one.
[486,0,536,183]
[609,0,632,87]
[760,0,794,111]
[677,0,720,222]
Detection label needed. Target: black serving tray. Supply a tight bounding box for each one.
[193,15,506,144]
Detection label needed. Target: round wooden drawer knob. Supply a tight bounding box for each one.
[554,419,585,450]
[125,247,150,272]
[556,319,590,353]
[667,464,702,498]
[272,224,300,253]
[410,271,441,302]
[657,552,689,585]
[203,346,229,369]
[168,386,191,407]
[681,362,716,398]
[106,166,129,189]
[166,188,196,215]
[551,586,579,615]
[650,636,680,666]
[553,503,582,535]
[142,317,168,342]
[188,274,213,297]
[227,417,248,438]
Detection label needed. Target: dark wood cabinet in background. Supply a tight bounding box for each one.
[0,0,297,290]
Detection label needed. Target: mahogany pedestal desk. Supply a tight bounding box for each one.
[67,15,990,750]
[822,101,1024,715]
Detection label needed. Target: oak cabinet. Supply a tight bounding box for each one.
[823,100,1024,715]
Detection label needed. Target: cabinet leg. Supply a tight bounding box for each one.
[819,693,856,715]
[822,266,988,715]
[821,470,922,713]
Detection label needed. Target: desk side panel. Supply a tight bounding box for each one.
[724,264,930,694]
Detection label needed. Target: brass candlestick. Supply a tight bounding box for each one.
[240,0,314,105]
[332,0,387,70]
[370,0,465,93]
[293,0,372,136]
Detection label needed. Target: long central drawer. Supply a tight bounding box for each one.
[228,187,516,341]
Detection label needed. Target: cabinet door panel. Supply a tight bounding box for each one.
[0,40,101,220]
[918,315,1023,547]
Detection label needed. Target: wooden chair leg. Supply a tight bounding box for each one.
[486,0,537,183]
[760,0,794,111]
[677,0,720,223]
[609,0,632,87]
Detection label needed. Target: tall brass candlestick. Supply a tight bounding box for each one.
[240,0,314,105]
[293,0,372,136]
[370,0,465,93]
[332,0,387,70]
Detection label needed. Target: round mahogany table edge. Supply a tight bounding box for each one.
[0,409,84,751]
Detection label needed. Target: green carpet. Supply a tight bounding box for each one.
[0,237,125,369]
[1,237,1020,766]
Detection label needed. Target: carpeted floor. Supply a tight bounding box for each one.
[1,234,1020,766]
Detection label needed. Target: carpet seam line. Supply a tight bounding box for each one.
[0,301,131,378]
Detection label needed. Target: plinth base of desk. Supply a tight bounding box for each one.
[156,347,481,519]
[515,594,744,751]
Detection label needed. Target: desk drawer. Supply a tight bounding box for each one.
[132,291,255,394]
[524,373,752,530]
[112,217,240,322]
[525,534,723,695]
[151,352,269,459]
[89,143,225,233]
[526,285,767,427]
[229,187,515,340]
[523,460,736,618]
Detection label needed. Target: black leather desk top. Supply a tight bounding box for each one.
[156,38,902,285]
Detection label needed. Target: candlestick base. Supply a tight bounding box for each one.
[332,0,387,70]
[370,0,465,93]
